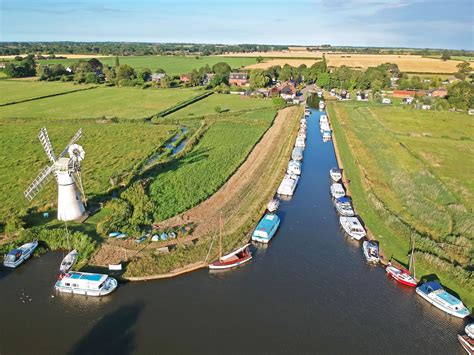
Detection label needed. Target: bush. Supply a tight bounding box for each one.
[214,105,222,113]
[272,97,286,107]
[96,198,132,236]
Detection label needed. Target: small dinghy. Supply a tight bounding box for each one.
[329,168,342,182]
[4,239,38,268]
[169,232,177,239]
[151,234,160,242]
[363,240,380,263]
[209,244,252,270]
[160,232,168,241]
[108,232,121,237]
[267,198,280,213]
[116,233,128,239]
[59,249,78,273]
[135,235,147,244]
[416,281,470,318]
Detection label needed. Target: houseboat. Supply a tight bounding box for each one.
[4,239,38,268]
[339,216,366,240]
[287,160,301,175]
[55,271,118,297]
[292,147,304,161]
[416,281,470,318]
[363,240,380,263]
[251,214,281,243]
[277,175,299,196]
[330,183,345,199]
[329,168,342,182]
[335,197,355,216]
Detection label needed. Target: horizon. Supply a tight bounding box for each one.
[1,0,473,50]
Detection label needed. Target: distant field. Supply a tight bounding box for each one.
[425,55,474,61]
[0,86,203,120]
[0,80,92,105]
[37,56,258,75]
[329,101,473,307]
[0,118,176,218]
[166,93,275,120]
[246,58,319,70]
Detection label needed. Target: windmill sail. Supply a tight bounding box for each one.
[38,127,56,163]
[58,128,83,159]
[24,164,55,201]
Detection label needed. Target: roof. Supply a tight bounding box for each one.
[229,73,248,80]
[67,272,107,283]
[256,214,280,231]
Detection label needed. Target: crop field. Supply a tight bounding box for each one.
[0,80,93,105]
[37,56,258,75]
[0,118,176,218]
[245,58,319,70]
[0,85,203,120]
[328,101,473,307]
[165,93,275,120]
[149,109,277,221]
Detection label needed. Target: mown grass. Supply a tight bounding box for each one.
[0,86,203,120]
[328,101,473,308]
[0,80,93,105]
[38,55,258,75]
[0,118,176,219]
[149,109,277,221]
[166,93,276,120]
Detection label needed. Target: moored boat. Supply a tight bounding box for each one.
[458,334,474,354]
[295,136,306,148]
[467,323,474,339]
[292,147,304,161]
[335,197,355,216]
[330,183,345,199]
[251,214,281,243]
[3,239,38,268]
[415,281,470,318]
[209,244,252,270]
[362,240,380,263]
[319,101,325,110]
[322,130,332,141]
[59,249,78,273]
[267,198,280,213]
[320,121,330,132]
[339,216,366,240]
[55,271,118,297]
[277,175,299,196]
[287,160,301,175]
[386,262,417,287]
[320,114,328,123]
[329,168,342,182]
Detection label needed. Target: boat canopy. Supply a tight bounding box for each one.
[337,196,351,204]
[420,281,443,292]
[7,249,21,256]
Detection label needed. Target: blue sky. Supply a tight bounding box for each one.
[1,0,473,49]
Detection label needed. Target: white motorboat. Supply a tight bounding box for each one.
[319,101,326,110]
[301,118,307,125]
[287,160,301,175]
[363,240,380,263]
[416,281,470,318]
[322,130,332,141]
[267,198,280,213]
[320,114,328,123]
[292,147,304,161]
[339,216,366,240]
[295,136,306,148]
[335,197,355,216]
[320,121,330,132]
[4,239,38,268]
[59,249,78,273]
[55,271,118,297]
[330,183,345,199]
[329,168,342,182]
[466,323,474,339]
[277,175,299,196]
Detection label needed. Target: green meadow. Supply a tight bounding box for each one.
[328,101,473,307]
[38,55,257,75]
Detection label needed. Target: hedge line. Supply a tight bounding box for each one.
[149,91,213,122]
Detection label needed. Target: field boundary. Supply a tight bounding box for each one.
[0,85,99,107]
[150,91,213,121]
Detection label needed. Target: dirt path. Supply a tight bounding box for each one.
[91,106,302,266]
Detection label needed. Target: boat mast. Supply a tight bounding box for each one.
[409,237,416,278]
[219,211,222,260]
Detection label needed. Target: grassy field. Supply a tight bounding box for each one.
[0,85,203,120]
[37,56,258,75]
[165,93,275,120]
[0,80,93,105]
[328,101,473,308]
[0,118,176,218]
[149,109,277,221]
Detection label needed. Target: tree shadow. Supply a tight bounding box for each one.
[69,301,145,355]
[418,273,463,300]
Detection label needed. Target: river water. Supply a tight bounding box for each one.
[0,109,467,354]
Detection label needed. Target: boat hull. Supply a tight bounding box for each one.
[209,254,252,270]
[416,288,469,318]
[55,277,118,297]
[3,240,38,268]
[386,266,417,287]
[458,335,474,354]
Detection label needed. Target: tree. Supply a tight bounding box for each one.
[160,76,171,88]
[441,50,451,61]
[155,68,166,74]
[85,72,98,84]
[279,64,294,81]
[455,61,472,80]
[256,56,264,63]
[210,73,226,87]
[448,81,474,110]
[114,56,120,67]
[4,60,36,78]
[212,62,231,76]
[250,69,270,88]
[316,72,330,88]
[115,64,135,81]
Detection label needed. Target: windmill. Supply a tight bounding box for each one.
[24,127,87,222]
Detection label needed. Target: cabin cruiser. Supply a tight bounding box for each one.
[292,147,304,161]
[363,240,380,263]
[319,101,326,110]
[339,216,366,240]
[287,160,301,175]
[329,168,342,182]
[55,271,118,297]
[416,281,470,318]
[295,136,306,148]
[330,183,345,199]
[320,121,330,132]
[319,114,328,124]
[4,239,38,268]
[335,196,355,216]
[251,214,281,243]
[277,175,299,196]
[322,130,332,141]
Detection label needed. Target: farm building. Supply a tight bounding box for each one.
[229,72,249,86]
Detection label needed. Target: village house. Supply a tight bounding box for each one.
[180,74,191,83]
[203,73,215,85]
[429,88,448,98]
[279,84,297,100]
[229,72,249,86]
[151,73,166,82]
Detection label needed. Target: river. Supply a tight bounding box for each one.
[0,109,466,354]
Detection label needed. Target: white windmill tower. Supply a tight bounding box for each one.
[24,127,87,222]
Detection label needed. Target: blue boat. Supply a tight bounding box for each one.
[251,214,280,243]
[416,281,470,318]
[160,232,168,241]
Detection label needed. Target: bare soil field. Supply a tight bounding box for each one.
[246,58,319,69]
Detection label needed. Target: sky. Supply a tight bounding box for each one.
[1,0,473,49]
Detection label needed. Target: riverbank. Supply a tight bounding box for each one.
[327,101,473,309]
[93,105,303,279]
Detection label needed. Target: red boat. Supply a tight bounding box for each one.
[209,243,252,270]
[458,334,474,354]
[386,262,417,287]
